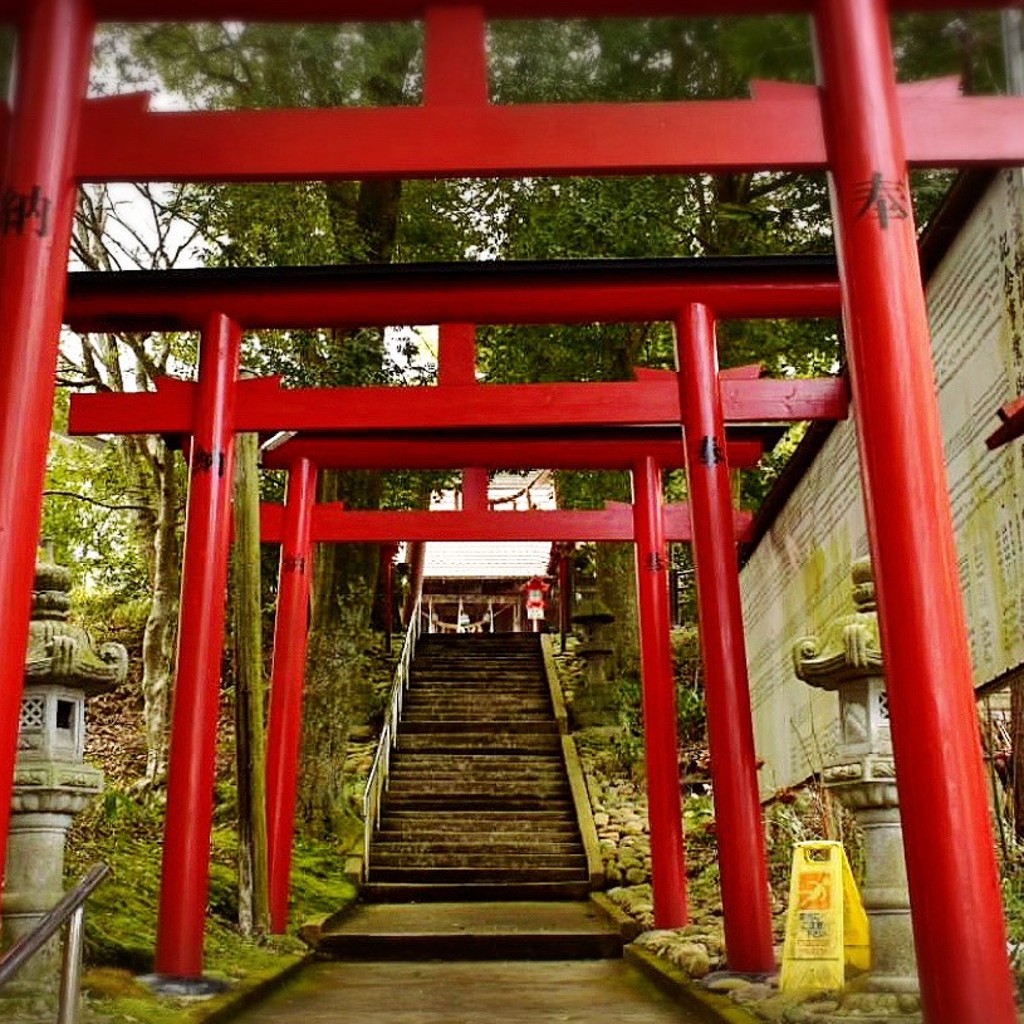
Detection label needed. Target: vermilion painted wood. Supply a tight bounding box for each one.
[816,2,1016,1019]
[259,433,767,471]
[62,258,842,330]
[986,395,1024,449]
[632,457,687,928]
[677,304,774,973]
[71,90,1024,183]
[438,323,477,386]
[155,314,242,978]
[436,323,490,513]
[258,502,754,544]
[0,0,994,18]
[67,376,848,435]
[0,0,93,902]
[265,459,318,936]
[425,5,488,108]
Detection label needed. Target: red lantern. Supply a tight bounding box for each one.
[521,575,550,630]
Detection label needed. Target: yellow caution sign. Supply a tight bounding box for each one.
[780,841,870,995]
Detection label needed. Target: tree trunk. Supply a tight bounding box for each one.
[141,441,180,784]
[1011,677,1024,844]
[232,430,270,936]
[403,541,426,626]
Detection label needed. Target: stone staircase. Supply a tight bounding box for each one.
[363,633,593,902]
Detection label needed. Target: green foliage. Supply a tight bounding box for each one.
[609,626,707,775]
[43,432,151,599]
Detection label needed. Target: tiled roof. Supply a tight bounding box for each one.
[422,471,556,580]
[423,541,553,580]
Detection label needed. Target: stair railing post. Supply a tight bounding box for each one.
[56,905,85,1024]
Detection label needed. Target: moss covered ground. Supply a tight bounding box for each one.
[65,792,358,1023]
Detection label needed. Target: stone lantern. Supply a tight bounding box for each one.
[570,593,617,727]
[792,558,919,1020]
[2,546,127,986]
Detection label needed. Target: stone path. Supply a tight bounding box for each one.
[233,960,705,1023]
[313,900,624,959]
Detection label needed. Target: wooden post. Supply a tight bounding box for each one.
[233,429,270,936]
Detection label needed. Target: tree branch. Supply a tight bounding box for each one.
[43,489,153,513]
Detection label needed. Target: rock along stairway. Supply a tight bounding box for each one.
[362,633,596,904]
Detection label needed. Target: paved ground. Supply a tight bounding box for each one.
[322,900,618,937]
[234,960,705,1023]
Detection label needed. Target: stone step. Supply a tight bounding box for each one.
[407,691,550,702]
[385,782,573,798]
[410,681,542,690]
[409,681,545,691]
[389,770,569,782]
[403,705,552,713]
[312,901,624,961]
[374,834,580,850]
[413,665,540,673]
[397,734,561,754]
[372,847,589,864]
[400,720,559,734]
[388,771,566,785]
[390,752,562,765]
[401,713,553,723]
[371,841,583,856]
[361,880,591,902]
[368,866,588,884]
[384,797,575,812]
[377,812,578,827]
[408,683,549,693]
[377,813,577,827]
[385,779,570,795]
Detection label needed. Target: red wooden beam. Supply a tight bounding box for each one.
[259,432,767,471]
[259,502,753,544]
[985,396,1024,450]
[68,86,1024,184]
[74,95,823,181]
[0,1,995,23]
[63,258,842,331]
[68,375,848,436]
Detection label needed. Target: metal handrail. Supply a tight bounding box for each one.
[0,862,110,1024]
[363,597,424,870]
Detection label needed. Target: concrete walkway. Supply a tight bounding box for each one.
[233,960,707,1023]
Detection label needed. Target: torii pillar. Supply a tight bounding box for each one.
[266,458,318,934]
[155,313,241,980]
[815,2,1016,1020]
[0,0,94,894]
[632,456,687,927]
[676,304,774,973]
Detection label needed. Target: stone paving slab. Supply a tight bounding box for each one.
[315,899,625,960]
[231,960,707,1023]
[322,900,617,937]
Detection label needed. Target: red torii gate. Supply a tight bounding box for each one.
[258,470,755,935]
[0,2,1018,1022]
[67,268,844,964]
[252,319,779,935]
